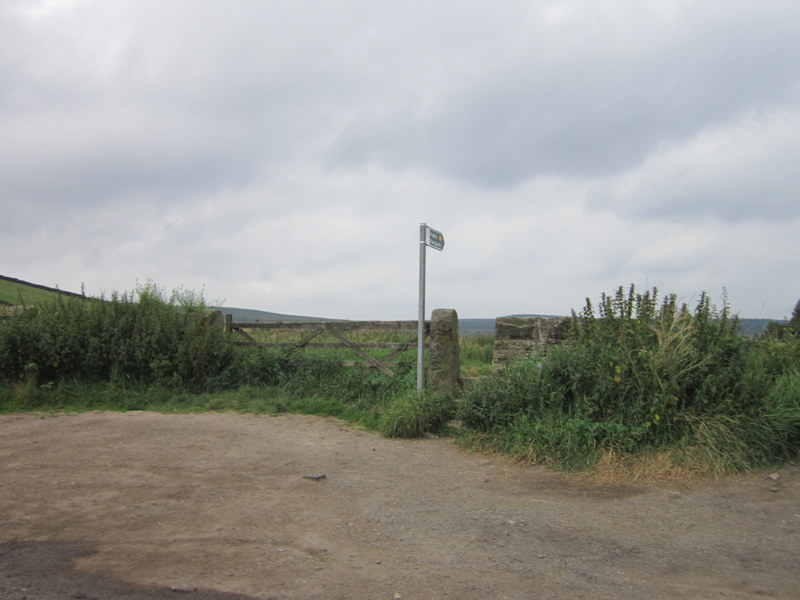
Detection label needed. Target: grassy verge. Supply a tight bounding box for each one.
[0,373,455,438]
[0,379,381,423]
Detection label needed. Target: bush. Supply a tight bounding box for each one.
[458,285,800,472]
[0,283,235,392]
[378,390,454,438]
[458,359,546,431]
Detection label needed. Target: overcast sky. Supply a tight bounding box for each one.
[2,0,798,320]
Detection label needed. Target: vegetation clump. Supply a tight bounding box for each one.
[378,390,454,438]
[458,286,800,475]
[0,282,232,395]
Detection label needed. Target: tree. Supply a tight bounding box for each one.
[788,299,800,337]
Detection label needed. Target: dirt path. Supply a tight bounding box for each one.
[0,411,798,599]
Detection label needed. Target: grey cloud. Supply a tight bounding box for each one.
[0,106,294,206]
[0,1,360,207]
[328,2,800,188]
[587,106,800,222]
[645,158,800,223]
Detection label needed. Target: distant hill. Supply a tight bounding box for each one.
[215,307,337,323]
[459,318,495,335]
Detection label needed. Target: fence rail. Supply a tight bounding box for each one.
[224,316,429,378]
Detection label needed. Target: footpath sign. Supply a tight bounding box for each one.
[425,226,445,251]
[418,223,444,389]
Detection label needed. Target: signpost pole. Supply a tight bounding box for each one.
[417,222,443,391]
[417,223,426,390]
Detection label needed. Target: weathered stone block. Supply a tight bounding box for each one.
[492,316,570,367]
[428,308,461,399]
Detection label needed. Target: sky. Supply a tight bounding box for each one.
[1,0,798,320]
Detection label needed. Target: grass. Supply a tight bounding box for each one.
[0,277,475,442]
[238,324,496,377]
[0,276,80,308]
[377,390,455,438]
[0,283,454,437]
[0,379,381,424]
[577,449,707,486]
[460,334,494,377]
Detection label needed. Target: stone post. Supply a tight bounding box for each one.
[428,308,461,398]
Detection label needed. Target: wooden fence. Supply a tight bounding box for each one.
[224,315,428,378]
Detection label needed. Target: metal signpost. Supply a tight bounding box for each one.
[418,223,444,390]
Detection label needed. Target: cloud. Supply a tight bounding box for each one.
[328,1,800,187]
[0,1,365,206]
[588,105,800,221]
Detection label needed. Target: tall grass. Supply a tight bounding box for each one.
[458,286,800,474]
[460,333,494,377]
[378,390,455,438]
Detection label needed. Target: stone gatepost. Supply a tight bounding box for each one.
[428,308,461,398]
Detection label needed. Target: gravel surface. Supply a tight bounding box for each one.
[1,411,798,599]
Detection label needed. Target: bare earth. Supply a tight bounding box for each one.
[0,412,798,600]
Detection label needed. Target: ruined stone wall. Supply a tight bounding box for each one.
[492,316,570,367]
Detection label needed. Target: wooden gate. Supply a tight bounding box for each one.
[224,316,428,378]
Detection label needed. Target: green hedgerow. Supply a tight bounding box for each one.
[457,285,800,473]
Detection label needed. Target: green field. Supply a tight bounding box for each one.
[0,275,82,307]
[232,324,494,377]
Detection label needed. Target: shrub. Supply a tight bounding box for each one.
[0,283,235,392]
[458,285,800,472]
[378,390,454,438]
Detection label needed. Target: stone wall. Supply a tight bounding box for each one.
[492,316,570,367]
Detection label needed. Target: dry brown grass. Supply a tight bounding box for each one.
[580,448,719,488]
